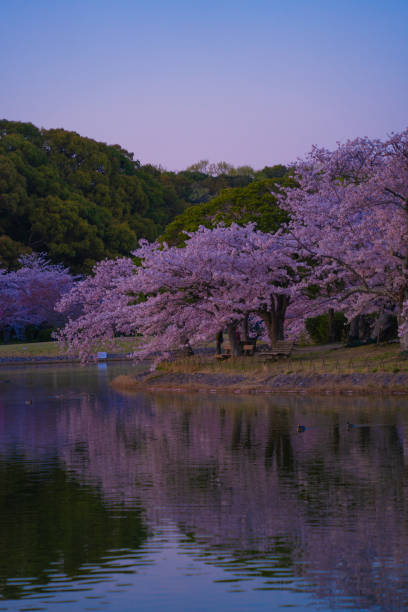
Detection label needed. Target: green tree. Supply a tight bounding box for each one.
[0,120,186,272]
[161,174,292,246]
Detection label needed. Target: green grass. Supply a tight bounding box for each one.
[0,339,405,378]
[0,341,63,358]
[0,337,139,359]
[159,342,406,376]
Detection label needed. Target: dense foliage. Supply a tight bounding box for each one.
[161,167,292,246]
[0,120,184,272]
[55,128,408,359]
[0,254,74,341]
[0,120,288,272]
[305,312,346,344]
[56,224,298,359]
[280,129,408,346]
[4,119,408,355]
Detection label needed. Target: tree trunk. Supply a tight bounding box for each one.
[328,308,336,343]
[347,315,371,345]
[257,295,289,346]
[371,311,397,343]
[227,322,242,356]
[398,314,408,351]
[276,295,288,340]
[257,309,277,345]
[180,338,194,355]
[242,314,250,343]
[215,330,223,355]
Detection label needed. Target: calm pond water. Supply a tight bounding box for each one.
[0,363,408,611]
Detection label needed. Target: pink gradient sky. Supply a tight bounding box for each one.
[1,0,407,170]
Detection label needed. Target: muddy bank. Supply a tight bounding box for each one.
[112,371,408,395]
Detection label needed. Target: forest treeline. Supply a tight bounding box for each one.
[0,120,289,272]
[3,122,407,350]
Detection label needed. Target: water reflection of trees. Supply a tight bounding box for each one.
[0,456,148,599]
[57,392,408,611]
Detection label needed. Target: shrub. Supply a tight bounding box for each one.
[305,312,346,344]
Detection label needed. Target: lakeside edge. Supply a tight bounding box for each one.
[111,371,408,396]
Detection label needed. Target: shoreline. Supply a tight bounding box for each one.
[0,354,132,367]
[111,371,408,396]
[1,342,407,396]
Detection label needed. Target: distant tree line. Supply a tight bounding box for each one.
[0,120,288,273]
[6,121,404,351]
[54,129,408,356]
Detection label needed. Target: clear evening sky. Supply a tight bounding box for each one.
[1,0,407,170]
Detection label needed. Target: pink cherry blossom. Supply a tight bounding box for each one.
[0,254,74,333]
[57,224,298,360]
[280,129,408,347]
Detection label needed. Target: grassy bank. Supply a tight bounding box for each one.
[0,341,63,358]
[1,339,402,370]
[112,342,408,395]
[0,338,138,360]
[160,342,405,376]
[2,339,407,395]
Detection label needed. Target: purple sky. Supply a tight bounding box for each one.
[1,0,407,170]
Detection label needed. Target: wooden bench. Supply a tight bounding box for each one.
[242,343,256,356]
[258,341,295,361]
[215,341,232,359]
[215,341,256,358]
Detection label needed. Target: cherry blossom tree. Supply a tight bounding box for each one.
[57,224,297,360]
[133,224,296,357]
[56,256,135,359]
[280,129,408,347]
[0,254,74,337]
